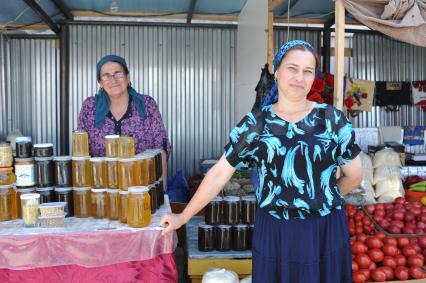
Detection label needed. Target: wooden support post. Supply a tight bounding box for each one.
[333,0,345,111]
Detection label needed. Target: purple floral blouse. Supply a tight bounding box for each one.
[77,95,171,157]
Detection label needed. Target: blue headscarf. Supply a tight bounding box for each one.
[261,40,315,107]
[94,55,145,128]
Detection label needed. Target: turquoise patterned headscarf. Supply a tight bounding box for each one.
[261,40,315,107]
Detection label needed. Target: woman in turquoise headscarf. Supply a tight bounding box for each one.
[161,40,362,282]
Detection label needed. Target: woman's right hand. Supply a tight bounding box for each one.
[160,213,186,236]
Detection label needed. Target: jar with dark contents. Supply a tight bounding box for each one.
[155,180,162,208]
[54,187,73,217]
[223,196,240,225]
[158,177,164,206]
[36,187,54,203]
[215,224,232,251]
[232,224,248,251]
[35,157,54,187]
[248,225,254,249]
[198,222,215,252]
[205,196,223,225]
[15,137,33,158]
[33,143,54,157]
[53,156,72,187]
[148,184,157,214]
[241,195,256,225]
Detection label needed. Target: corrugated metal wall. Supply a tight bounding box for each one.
[350,33,425,127]
[68,24,236,176]
[0,35,6,140]
[273,28,321,55]
[0,35,60,150]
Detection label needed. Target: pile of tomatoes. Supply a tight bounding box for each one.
[345,204,426,282]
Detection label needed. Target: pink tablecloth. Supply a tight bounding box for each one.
[0,253,177,283]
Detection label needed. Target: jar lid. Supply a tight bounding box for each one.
[72,156,90,161]
[20,193,40,200]
[118,158,136,162]
[119,190,129,195]
[211,196,223,202]
[53,156,72,161]
[35,156,53,162]
[91,188,106,193]
[241,195,256,202]
[0,142,11,147]
[0,184,13,190]
[90,157,105,162]
[73,130,87,134]
[34,143,53,148]
[128,186,149,193]
[0,166,13,171]
[216,224,232,229]
[223,196,240,202]
[73,187,91,192]
[105,157,118,162]
[105,134,120,139]
[106,189,119,194]
[16,136,32,143]
[36,187,54,192]
[15,157,34,162]
[233,224,248,229]
[16,188,35,193]
[198,222,214,229]
[54,187,72,192]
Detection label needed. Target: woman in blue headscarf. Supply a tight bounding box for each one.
[161,40,362,282]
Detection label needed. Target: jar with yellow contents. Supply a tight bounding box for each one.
[91,188,108,219]
[0,167,16,186]
[118,190,128,223]
[73,187,91,218]
[127,186,151,228]
[0,184,13,221]
[118,158,135,190]
[72,156,92,187]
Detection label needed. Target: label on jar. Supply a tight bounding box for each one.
[15,164,36,186]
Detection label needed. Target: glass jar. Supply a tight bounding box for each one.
[155,180,162,208]
[107,189,119,220]
[205,196,223,225]
[106,157,118,189]
[33,143,54,158]
[72,156,92,187]
[105,135,119,157]
[215,225,232,251]
[53,156,72,187]
[54,187,73,217]
[72,130,89,157]
[117,136,135,158]
[15,187,35,219]
[73,187,91,218]
[0,167,16,186]
[232,224,248,251]
[148,184,157,214]
[127,186,151,228]
[15,158,36,187]
[0,142,13,167]
[15,137,33,158]
[21,193,40,227]
[118,158,135,190]
[35,157,54,187]
[147,155,156,184]
[158,177,164,206]
[198,222,215,252]
[90,157,107,188]
[91,189,107,219]
[241,195,256,225]
[36,187,54,204]
[0,185,13,221]
[223,196,241,225]
[137,155,150,186]
[248,225,254,249]
[118,190,128,223]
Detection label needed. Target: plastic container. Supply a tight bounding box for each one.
[39,214,66,228]
[127,186,151,228]
[91,189,107,219]
[20,193,40,227]
[0,185,13,221]
[36,187,54,204]
[73,187,91,218]
[205,196,223,225]
[53,156,72,187]
[33,143,54,158]
[118,190,128,223]
[107,189,119,220]
[16,187,36,218]
[90,157,107,188]
[35,157,54,187]
[54,187,73,217]
[38,202,66,217]
[105,135,119,157]
[72,130,89,157]
[198,222,215,252]
[72,156,92,187]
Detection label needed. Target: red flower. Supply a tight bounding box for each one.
[361,92,368,99]
[310,78,325,94]
[307,91,324,103]
[345,96,355,110]
[323,72,334,87]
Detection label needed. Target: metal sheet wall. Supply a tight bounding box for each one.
[0,35,6,140]
[68,24,236,176]
[0,35,60,150]
[351,33,425,127]
[273,29,321,56]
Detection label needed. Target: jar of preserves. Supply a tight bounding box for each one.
[72,130,89,157]
[91,188,107,219]
[223,196,241,225]
[0,142,13,167]
[73,187,91,217]
[0,184,13,221]
[35,157,54,187]
[36,187,54,204]
[241,195,256,225]
[232,224,248,251]
[127,186,150,228]
[118,190,128,223]
[107,189,119,220]
[148,184,157,214]
[215,225,232,251]
[90,157,107,188]
[117,136,135,158]
[106,157,118,189]
[53,156,72,187]
[137,155,150,186]
[0,167,16,185]
[205,196,223,225]
[198,222,214,252]
[54,187,73,217]
[21,193,40,227]
[33,143,54,157]
[15,137,33,158]
[105,135,119,157]
[118,158,135,190]
[72,156,92,187]
[15,158,36,187]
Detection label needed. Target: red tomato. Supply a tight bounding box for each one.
[368,249,384,263]
[409,266,426,279]
[394,266,409,280]
[366,237,383,249]
[374,232,386,239]
[364,204,375,214]
[351,242,368,255]
[382,244,398,257]
[368,261,376,271]
[370,269,386,282]
[407,254,424,268]
[382,237,397,246]
[355,254,372,269]
[418,235,426,249]
[377,266,394,281]
[402,245,417,257]
[397,237,410,247]
[358,269,370,281]
[394,254,407,266]
[352,271,366,283]
[355,234,368,243]
[382,256,397,269]
[352,260,359,272]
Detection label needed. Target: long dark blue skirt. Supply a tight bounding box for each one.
[252,208,352,283]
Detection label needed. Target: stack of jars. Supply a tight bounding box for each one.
[0,140,15,221]
[198,195,256,252]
